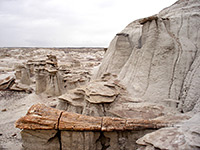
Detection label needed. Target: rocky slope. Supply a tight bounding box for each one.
[95,0,200,113]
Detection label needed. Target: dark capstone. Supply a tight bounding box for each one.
[116,33,129,37]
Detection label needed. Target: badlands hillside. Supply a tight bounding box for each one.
[1,0,200,149]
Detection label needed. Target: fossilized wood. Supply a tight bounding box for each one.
[15,103,63,130]
[59,111,102,131]
[16,103,171,131]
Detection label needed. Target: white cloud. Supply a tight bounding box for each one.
[0,0,177,47]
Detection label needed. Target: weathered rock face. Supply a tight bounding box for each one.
[57,80,121,117]
[34,55,64,96]
[61,130,155,150]
[84,81,119,104]
[57,79,180,119]
[137,113,200,150]
[35,69,48,94]
[33,53,100,96]
[21,130,60,150]
[20,66,31,85]
[95,0,200,113]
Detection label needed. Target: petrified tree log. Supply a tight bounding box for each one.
[16,103,171,131]
[16,104,189,150]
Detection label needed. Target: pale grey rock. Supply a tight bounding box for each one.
[179,55,200,112]
[21,130,60,150]
[14,64,32,85]
[57,79,180,119]
[58,89,85,107]
[61,70,90,91]
[137,113,200,150]
[35,69,48,94]
[61,131,100,150]
[34,55,64,96]
[85,81,119,103]
[10,82,33,93]
[94,0,200,112]
[0,75,33,93]
[45,71,63,96]
[14,64,23,80]
[20,66,31,85]
[20,129,154,150]
[58,88,85,114]
[193,97,200,113]
[108,102,176,119]
[61,130,154,150]
[161,99,179,109]
[57,80,120,117]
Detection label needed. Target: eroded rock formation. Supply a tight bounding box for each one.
[57,80,121,116]
[57,76,181,120]
[0,48,104,97]
[95,0,200,113]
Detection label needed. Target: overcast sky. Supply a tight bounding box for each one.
[0,0,177,47]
